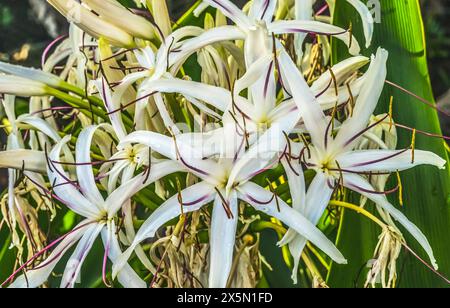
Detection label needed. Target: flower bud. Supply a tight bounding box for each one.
[0,75,49,97]
[82,0,156,40]
[48,0,135,47]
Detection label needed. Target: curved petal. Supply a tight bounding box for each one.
[112,182,215,278]
[76,126,106,207]
[279,172,335,284]
[153,92,180,134]
[209,191,238,288]
[122,201,156,274]
[337,149,447,173]
[140,78,231,112]
[120,131,222,181]
[48,136,99,219]
[294,0,314,58]
[16,115,61,142]
[101,221,146,288]
[343,173,438,269]
[347,0,374,48]
[202,0,252,29]
[310,56,370,94]
[172,26,246,65]
[268,21,361,55]
[60,223,104,288]
[281,158,306,213]
[238,182,346,264]
[93,78,127,140]
[8,221,90,288]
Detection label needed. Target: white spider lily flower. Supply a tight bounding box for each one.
[277,47,445,270]
[105,27,227,132]
[82,0,156,40]
[112,129,346,288]
[0,75,49,97]
[6,135,181,288]
[47,0,135,47]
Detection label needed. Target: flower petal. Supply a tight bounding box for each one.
[347,0,374,48]
[278,49,329,152]
[112,182,215,278]
[343,173,438,269]
[76,126,106,207]
[172,26,246,65]
[202,0,252,28]
[239,182,346,264]
[48,136,99,219]
[268,21,361,55]
[0,149,47,173]
[101,221,146,288]
[209,191,238,288]
[337,149,447,173]
[60,223,104,288]
[333,48,388,153]
[106,160,183,217]
[140,78,232,112]
[120,131,222,181]
[8,221,89,288]
[249,0,278,23]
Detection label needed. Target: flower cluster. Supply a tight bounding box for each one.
[0,0,446,288]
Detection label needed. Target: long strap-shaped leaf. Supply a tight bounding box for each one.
[329,0,450,288]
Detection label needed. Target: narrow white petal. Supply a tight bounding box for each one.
[93,79,127,140]
[310,56,370,94]
[76,126,106,207]
[343,173,438,269]
[101,222,146,288]
[60,223,104,288]
[347,0,374,48]
[202,0,252,28]
[120,131,222,180]
[112,182,215,278]
[8,221,89,288]
[333,48,388,153]
[209,192,238,288]
[281,158,306,213]
[172,26,245,65]
[249,0,278,23]
[278,49,329,151]
[140,78,231,112]
[337,149,447,172]
[16,115,61,142]
[239,182,346,264]
[269,21,361,55]
[294,0,314,54]
[48,136,100,219]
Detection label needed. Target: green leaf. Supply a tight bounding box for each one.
[328,0,450,288]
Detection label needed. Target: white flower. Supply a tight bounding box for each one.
[112,127,347,288]
[6,135,181,288]
[277,47,445,272]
